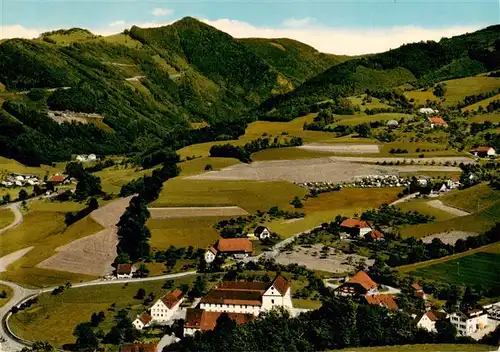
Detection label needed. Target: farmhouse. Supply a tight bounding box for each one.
[184,308,254,336]
[340,219,372,238]
[116,264,136,279]
[412,283,427,300]
[364,294,398,310]
[419,108,438,115]
[150,289,185,322]
[366,229,384,241]
[199,274,293,316]
[76,154,97,162]
[470,146,496,158]
[132,311,152,330]
[427,117,448,128]
[254,226,271,240]
[449,309,489,337]
[335,271,378,297]
[205,238,254,263]
[414,311,447,332]
[47,174,66,185]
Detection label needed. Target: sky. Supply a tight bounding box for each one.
[0,0,498,55]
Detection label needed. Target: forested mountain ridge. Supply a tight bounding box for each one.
[0,17,349,165]
[257,25,500,120]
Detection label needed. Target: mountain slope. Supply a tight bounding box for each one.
[257,25,500,120]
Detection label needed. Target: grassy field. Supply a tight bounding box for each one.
[404,90,439,105]
[398,170,462,179]
[348,94,393,111]
[335,113,411,126]
[95,166,155,194]
[0,212,103,287]
[470,112,500,123]
[331,344,494,351]
[463,93,500,111]
[0,208,14,229]
[441,183,500,213]
[148,216,233,249]
[0,156,63,178]
[0,283,13,308]
[178,157,241,177]
[409,251,500,289]
[153,179,307,213]
[9,276,200,347]
[441,76,500,106]
[292,298,323,309]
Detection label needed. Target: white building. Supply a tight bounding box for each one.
[449,309,489,337]
[204,238,254,263]
[150,289,185,322]
[116,264,136,279]
[419,108,438,115]
[340,219,372,238]
[253,226,271,240]
[204,246,217,264]
[470,147,496,158]
[186,275,293,335]
[133,311,153,330]
[414,311,447,332]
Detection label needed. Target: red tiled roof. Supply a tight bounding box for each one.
[367,229,384,240]
[271,275,290,295]
[217,238,253,253]
[185,308,253,331]
[120,343,157,352]
[340,219,370,229]
[48,175,65,182]
[346,272,377,291]
[428,117,448,126]
[161,289,184,309]
[217,281,270,292]
[116,264,133,274]
[412,283,422,291]
[200,289,263,306]
[471,146,492,152]
[137,311,152,325]
[365,294,398,310]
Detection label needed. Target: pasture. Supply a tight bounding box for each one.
[470,112,500,123]
[441,183,500,213]
[347,94,393,111]
[9,276,200,347]
[332,344,494,351]
[0,208,14,229]
[462,93,500,111]
[409,252,500,289]
[95,165,155,194]
[0,283,13,308]
[441,76,500,106]
[178,157,241,177]
[396,199,458,222]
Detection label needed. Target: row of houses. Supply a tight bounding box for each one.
[132,289,185,330]
[0,173,75,188]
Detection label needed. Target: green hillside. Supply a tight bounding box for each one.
[257,25,500,120]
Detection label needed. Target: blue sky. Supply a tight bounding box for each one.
[1,0,498,54]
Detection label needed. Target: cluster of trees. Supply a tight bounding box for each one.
[433,83,447,97]
[361,204,435,227]
[65,162,103,200]
[209,136,303,163]
[459,162,499,189]
[456,88,500,109]
[389,148,408,154]
[135,147,180,169]
[303,108,338,130]
[153,245,204,272]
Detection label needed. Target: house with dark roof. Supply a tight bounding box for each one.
[184,309,254,336]
[340,219,372,238]
[198,274,293,317]
[253,226,271,240]
[204,238,254,263]
[335,271,378,297]
[470,146,496,158]
[116,264,136,279]
[414,310,447,332]
[150,289,185,322]
[132,311,152,330]
[364,294,398,310]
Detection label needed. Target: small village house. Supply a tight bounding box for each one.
[449,309,489,337]
[427,117,448,128]
[132,311,152,330]
[253,226,271,240]
[365,229,384,241]
[364,294,398,310]
[204,238,254,263]
[386,120,399,128]
[47,174,66,185]
[184,309,254,336]
[116,264,136,279]
[150,289,185,322]
[414,311,447,332]
[340,219,372,238]
[470,146,496,158]
[335,271,379,297]
[120,343,157,352]
[198,274,293,316]
[419,108,438,115]
[412,283,427,300]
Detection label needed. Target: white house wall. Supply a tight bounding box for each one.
[199,303,261,316]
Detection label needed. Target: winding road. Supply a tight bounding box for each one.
[0,203,23,235]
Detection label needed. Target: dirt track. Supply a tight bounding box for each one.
[298,143,380,154]
[0,247,34,272]
[188,157,464,184]
[422,231,479,245]
[148,206,248,219]
[427,200,471,217]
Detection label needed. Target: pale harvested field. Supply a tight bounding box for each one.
[298,143,380,154]
[37,197,133,276]
[188,157,464,184]
[90,195,133,227]
[422,231,479,245]
[275,244,374,273]
[37,227,118,276]
[427,200,471,217]
[0,247,34,272]
[148,206,249,219]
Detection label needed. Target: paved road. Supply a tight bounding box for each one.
[0,203,23,235]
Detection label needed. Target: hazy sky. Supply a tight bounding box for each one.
[0,0,498,54]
